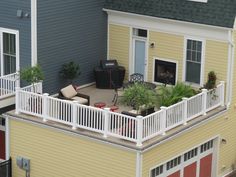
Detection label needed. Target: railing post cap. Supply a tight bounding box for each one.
[160,106,167,110]
[43,93,49,96]
[219,81,225,84]
[136,115,143,119]
[201,88,208,92]
[15,87,20,90]
[182,97,188,101]
[104,107,110,111]
[72,100,79,103]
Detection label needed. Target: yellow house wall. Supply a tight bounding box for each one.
[10,119,136,177]
[147,31,184,83]
[142,30,236,177]
[109,24,228,86]
[109,24,130,80]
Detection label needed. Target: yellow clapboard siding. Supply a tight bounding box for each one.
[205,40,228,83]
[10,120,136,177]
[148,31,184,82]
[142,109,236,176]
[109,24,130,80]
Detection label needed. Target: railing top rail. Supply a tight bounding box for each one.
[0,72,18,78]
[187,92,204,100]
[109,111,137,120]
[143,109,163,119]
[167,100,184,109]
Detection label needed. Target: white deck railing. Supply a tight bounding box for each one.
[15,81,225,147]
[0,73,19,99]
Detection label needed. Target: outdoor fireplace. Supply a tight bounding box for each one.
[154,59,176,85]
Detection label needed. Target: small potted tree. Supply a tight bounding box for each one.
[59,61,81,85]
[20,65,44,92]
[20,65,44,112]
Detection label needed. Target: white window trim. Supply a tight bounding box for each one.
[152,57,178,85]
[0,28,20,76]
[182,36,206,87]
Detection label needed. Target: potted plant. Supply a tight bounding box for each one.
[59,61,81,85]
[156,82,197,107]
[204,71,217,90]
[121,83,157,115]
[20,65,44,93]
[20,65,44,113]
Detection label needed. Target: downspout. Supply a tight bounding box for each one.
[31,0,37,66]
[226,30,235,108]
[136,151,142,177]
[5,116,10,160]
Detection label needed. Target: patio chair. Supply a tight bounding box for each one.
[58,85,90,106]
[111,81,124,105]
[129,73,144,83]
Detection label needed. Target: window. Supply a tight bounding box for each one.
[166,156,181,170]
[185,39,203,84]
[2,32,16,75]
[200,140,214,153]
[151,165,163,177]
[184,147,198,161]
[133,28,147,38]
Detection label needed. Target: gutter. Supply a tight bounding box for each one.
[226,30,235,108]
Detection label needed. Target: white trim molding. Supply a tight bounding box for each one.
[152,57,178,85]
[105,9,230,42]
[0,28,20,76]
[182,36,206,87]
[5,117,10,160]
[136,151,142,177]
[31,0,38,66]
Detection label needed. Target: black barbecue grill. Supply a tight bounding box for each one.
[94,60,125,89]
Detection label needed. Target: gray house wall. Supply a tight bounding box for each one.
[37,0,107,93]
[0,0,31,75]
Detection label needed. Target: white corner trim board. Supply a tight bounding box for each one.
[104,9,229,42]
[31,0,37,66]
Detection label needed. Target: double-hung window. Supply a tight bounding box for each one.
[185,39,203,85]
[0,29,19,76]
[3,33,16,75]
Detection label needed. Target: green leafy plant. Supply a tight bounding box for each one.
[59,61,80,84]
[20,65,44,92]
[121,83,157,112]
[156,82,197,107]
[204,71,217,90]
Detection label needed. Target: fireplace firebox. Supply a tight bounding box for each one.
[154,59,176,85]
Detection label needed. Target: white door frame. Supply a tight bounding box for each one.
[131,36,148,81]
[0,27,20,76]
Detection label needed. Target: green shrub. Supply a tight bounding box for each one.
[156,82,197,107]
[121,83,157,111]
[204,71,217,90]
[59,61,80,84]
[20,65,44,92]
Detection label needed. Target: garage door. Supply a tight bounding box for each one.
[151,139,215,177]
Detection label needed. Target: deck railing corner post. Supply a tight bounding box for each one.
[160,106,167,135]
[219,81,225,106]
[182,97,188,125]
[72,101,78,130]
[136,115,143,147]
[42,93,49,122]
[201,89,208,115]
[15,87,21,114]
[103,107,110,138]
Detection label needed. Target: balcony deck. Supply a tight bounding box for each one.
[5,84,226,150]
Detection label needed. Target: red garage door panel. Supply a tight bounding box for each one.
[168,171,180,177]
[200,154,213,177]
[184,162,197,177]
[0,130,5,160]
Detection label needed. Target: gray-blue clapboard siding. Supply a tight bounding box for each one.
[0,0,31,75]
[37,0,107,93]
